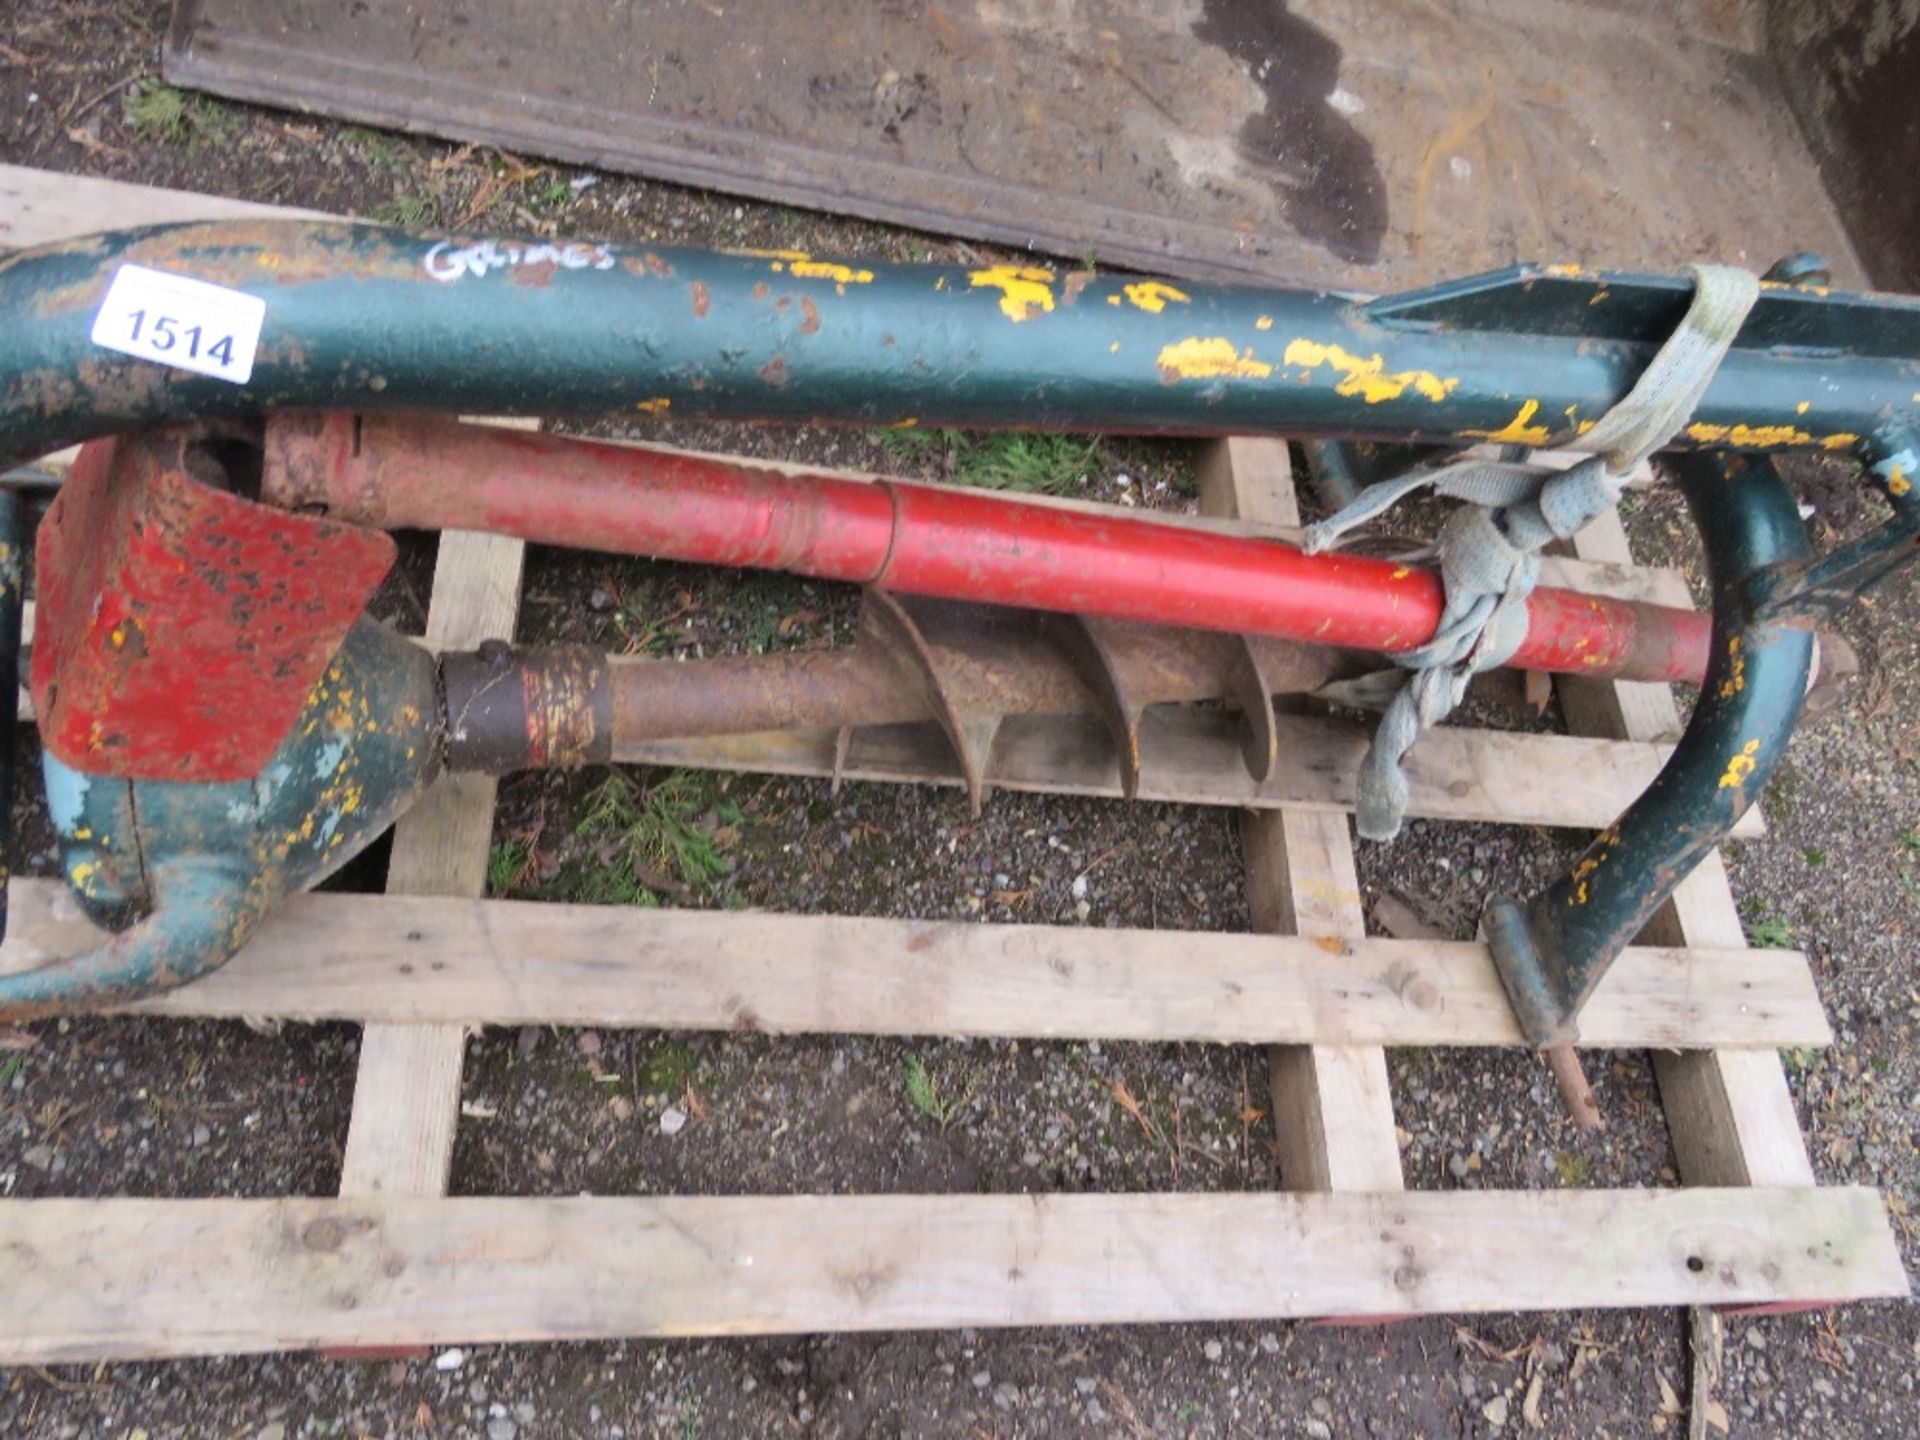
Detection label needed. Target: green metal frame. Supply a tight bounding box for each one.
[8,222,1920,468]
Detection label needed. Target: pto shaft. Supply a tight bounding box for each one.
[264,412,1713,687]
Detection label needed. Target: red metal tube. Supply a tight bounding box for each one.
[265,412,1714,685]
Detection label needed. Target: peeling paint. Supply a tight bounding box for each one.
[789,260,875,293]
[1155,336,1273,382]
[1717,738,1762,790]
[1466,398,1551,446]
[1717,636,1746,699]
[1683,422,1815,448]
[1118,280,1190,314]
[1282,339,1457,404]
[968,265,1057,322]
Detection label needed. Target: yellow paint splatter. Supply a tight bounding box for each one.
[1155,336,1273,381]
[1717,738,1762,791]
[790,259,875,288]
[1888,465,1912,497]
[1820,433,1859,451]
[1119,280,1190,314]
[1282,339,1458,404]
[1255,315,1274,331]
[727,246,811,263]
[1717,636,1745,699]
[1465,399,1551,446]
[635,397,671,415]
[1684,422,1814,448]
[1795,401,1811,415]
[969,265,1057,322]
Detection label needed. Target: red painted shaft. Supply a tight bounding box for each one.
[265,413,1713,685]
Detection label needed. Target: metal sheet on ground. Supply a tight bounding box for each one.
[164,0,1857,290]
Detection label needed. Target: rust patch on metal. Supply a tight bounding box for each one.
[442,642,612,775]
[800,295,821,334]
[690,280,711,316]
[759,354,789,388]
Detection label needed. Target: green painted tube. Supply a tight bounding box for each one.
[6,221,1920,468]
[1485,451,1815,1048]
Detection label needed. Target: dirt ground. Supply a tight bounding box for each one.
[1,5,1916,1438]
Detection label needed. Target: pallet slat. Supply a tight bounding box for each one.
[0,882,1828,1049]
[338,526,528,1197]
[0,1187,1901,1362]
[620,707,1765,837]
[1199,437,1404,1195]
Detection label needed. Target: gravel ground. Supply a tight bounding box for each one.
[2,6,1916,1437]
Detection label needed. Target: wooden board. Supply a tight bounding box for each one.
[0,1185,1902,1362]
[1199,437,1403,1195]
[0,881,1829,1051]
[335,522,528,1198]
[622,707,1765,837]
[0,165,324,250]
[162,0,1855,293]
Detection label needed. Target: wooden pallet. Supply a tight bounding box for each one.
[0,167,1906,1364]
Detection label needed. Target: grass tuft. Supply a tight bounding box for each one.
[877,429,1101,497]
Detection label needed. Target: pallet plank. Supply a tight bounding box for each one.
[619,709,1765,837]
[0,165,326,251]
[338,528,527,1198]
[0,1187,1901,1362]
[1559,509,1815,1188]
[0,882,1828,1049]
[1200,437,1404,1195]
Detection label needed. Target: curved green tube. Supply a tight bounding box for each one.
[1486,451,1815,1048]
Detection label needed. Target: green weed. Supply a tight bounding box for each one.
[1553,1150,1590,1187]
[343,126,409,170]
[1744,908,1794,949]
[123,81,234,149]
[637,1037,699,1094]
[487,840,536,896]
[528,177,575,212]
[370,191,441,230]
[561,770,732,906]
[903,1051,981,1128]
